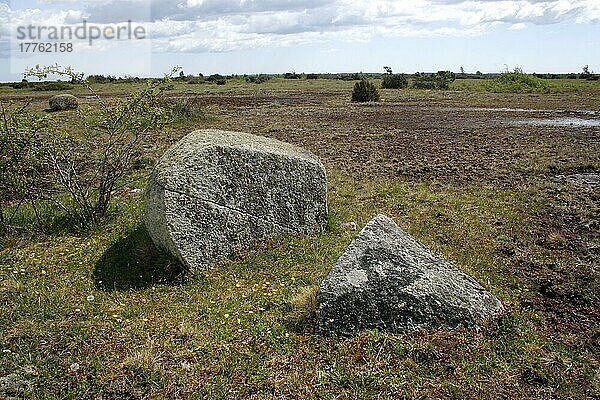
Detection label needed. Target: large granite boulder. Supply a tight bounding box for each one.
[317,215,503,336]
[144,129,328,272]
[48,94,78,111]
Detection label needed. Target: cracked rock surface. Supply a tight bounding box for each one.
[317,214,503,336]
[144,129,328,272]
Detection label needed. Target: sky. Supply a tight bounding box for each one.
[0,0,598,81]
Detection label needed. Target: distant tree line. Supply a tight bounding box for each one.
[3,67,598,90]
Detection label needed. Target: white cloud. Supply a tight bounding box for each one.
[3,0,598,53]
[508,22,528,30]
[577,0,600,23]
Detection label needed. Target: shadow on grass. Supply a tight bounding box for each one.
[93,224,187,291]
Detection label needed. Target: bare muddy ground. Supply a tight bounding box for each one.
[185,88,599,347]
[187,90,600,185]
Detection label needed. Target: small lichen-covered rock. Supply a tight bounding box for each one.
[144,129,328,272]
[48,94,78,111]
[316,214,503,336]
[558,173,600,189]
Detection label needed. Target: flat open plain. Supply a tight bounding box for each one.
[0,78,598,399]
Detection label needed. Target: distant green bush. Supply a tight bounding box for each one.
[161,97,206,121]
[352,78,380,102]
[206,74,226,85]
[9,80,29,89]
[411,77,446,90]
[10,81,73,91]
[284,72,302,80]
[306,73,319,80]
[110,77,142,84]
[381,74,408,89]
[485,69,550,93]
[340,73,362,81]
[87,74,118,83]
[32,82,73,91]
[411,71,455,90]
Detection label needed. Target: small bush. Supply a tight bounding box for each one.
[411,77,446,90]
[206,74,226,85]
[352,78,380,102]
[9,80,29,90]
[283,72,301,80]
[161,97,206,121]
[411,71,455,90]
[485,69,550,93]
[306,73,319,80]
[381,74,408,89]
[25,65,175,227]
[110,77,143,84]
[87,75,117,84]
[337,73,362,81]
[0,102,53,232]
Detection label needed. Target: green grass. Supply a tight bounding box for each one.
[1,171,598,399]
[452,77,600,93]
[1,77,599,399]
[0,77,360,100]
[3,76,600,103]
[480,71,551,93]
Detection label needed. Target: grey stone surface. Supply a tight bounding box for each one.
[144,129,328,272]
[317,214,503,336]
[49,94,78,111]
[558,173,600,189]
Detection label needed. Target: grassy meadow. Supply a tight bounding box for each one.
[0,75,599,399]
